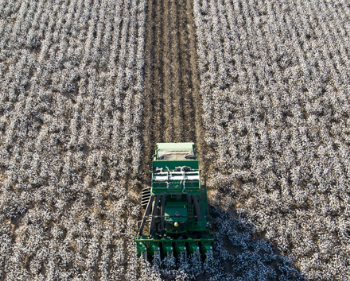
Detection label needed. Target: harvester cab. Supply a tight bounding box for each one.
[135,142,215,263]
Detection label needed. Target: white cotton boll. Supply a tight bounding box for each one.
[192,0,350,278]
[0,0,150,276]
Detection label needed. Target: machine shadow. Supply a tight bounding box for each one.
[200,203,308,281]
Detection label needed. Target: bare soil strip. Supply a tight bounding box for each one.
[141,0,204,183]
[162,0,173,142]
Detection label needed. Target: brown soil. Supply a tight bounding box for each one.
[140,0,210,186]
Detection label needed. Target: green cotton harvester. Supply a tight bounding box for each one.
[135,142,214,263]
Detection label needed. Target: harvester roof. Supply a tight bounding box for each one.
[157,142,194,151]
[155,142,195,161]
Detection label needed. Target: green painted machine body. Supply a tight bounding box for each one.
[135,143,214,261]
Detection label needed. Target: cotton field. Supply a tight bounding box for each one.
[0,0,349,280]
[0,0,145,279]
[194,0,350,280]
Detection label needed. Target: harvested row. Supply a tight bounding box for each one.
[140,0,204,183]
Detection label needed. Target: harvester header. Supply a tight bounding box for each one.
[135,142,214,263]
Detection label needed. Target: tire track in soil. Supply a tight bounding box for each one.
[140,0,208,185]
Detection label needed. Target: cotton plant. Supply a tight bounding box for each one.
[0,0,149,279]
[193,0,350,279]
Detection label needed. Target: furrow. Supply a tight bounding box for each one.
[178,0,195,143]
[162,0,173,142]
[141,0,204,185]
[140,0,155,182]
[153,0,164,143]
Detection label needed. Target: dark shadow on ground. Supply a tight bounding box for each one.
[193,203,307,281]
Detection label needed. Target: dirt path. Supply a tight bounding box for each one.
[140,0,206,184]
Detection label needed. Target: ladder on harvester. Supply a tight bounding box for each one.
[142,188,151,209]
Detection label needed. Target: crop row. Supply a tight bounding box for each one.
[193,0,350,279]
[0,0,146,279]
